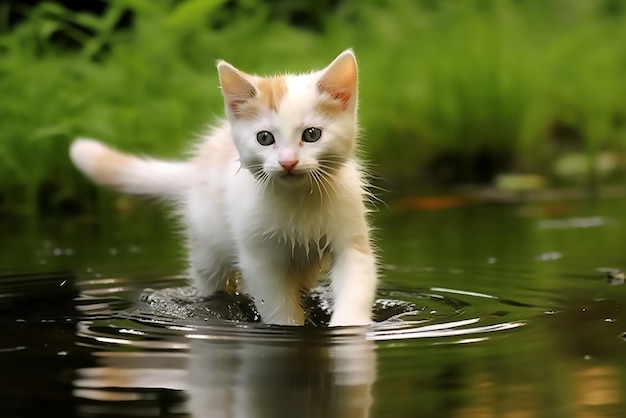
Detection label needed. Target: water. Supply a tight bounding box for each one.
[1,197,626,417]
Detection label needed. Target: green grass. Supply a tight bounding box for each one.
[1,0,626,214]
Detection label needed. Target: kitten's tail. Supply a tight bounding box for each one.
[70,138,192,198]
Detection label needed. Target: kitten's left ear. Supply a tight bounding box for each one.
[217,61,257,117]
[317,49,358,111]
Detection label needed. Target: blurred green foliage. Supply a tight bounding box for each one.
[1,0,626,214]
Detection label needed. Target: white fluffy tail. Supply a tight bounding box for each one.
[70,138,192,198]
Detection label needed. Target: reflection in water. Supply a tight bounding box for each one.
[74,327,376,418]
[575,367,621,409]
[69,277,532,417]
[451,365,623,417]
[4,199,626,416]
[188,336,375,418]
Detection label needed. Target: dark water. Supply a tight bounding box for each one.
[2,197,626,417]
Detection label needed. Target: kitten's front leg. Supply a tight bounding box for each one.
[187,238,232,297]
[329,235,377,327]
[238,245,305,326]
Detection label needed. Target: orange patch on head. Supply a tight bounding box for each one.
[255,76,287,112]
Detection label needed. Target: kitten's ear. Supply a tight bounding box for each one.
[217,61,257,116]
[317,49,358,111]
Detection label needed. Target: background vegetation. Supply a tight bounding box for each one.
[2,0,626,215]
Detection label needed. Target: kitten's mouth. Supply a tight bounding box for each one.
[282,171,303,177]
[276,171,308,183]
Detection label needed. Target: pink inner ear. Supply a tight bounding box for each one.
[318,81,353,111]
[332,90,352,109]
[228,98,247,113]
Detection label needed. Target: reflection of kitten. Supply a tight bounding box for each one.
[70,50,378,326]
[74,334,376,418]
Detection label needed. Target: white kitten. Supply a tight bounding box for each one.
[70,50,378,326]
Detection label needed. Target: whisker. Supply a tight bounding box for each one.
[364,189,390,211]
[316,168,339,198]
[255,171,272,193]
[314,169,335,201]
[310,171,325,204]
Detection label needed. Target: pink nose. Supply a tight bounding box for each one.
[280,159,299,172]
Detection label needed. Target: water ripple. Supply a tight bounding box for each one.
[0,269,548,350]
[71,276,540,348]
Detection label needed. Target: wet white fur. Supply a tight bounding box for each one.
[70,50,378,326]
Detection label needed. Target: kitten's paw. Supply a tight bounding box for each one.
[258,305,306,326]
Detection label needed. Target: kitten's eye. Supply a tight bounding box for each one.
[256,131,275,146]
[302,127,322,143]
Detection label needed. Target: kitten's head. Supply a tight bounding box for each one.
[217,50,358,188]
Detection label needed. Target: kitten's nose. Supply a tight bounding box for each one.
[279,159,299,172]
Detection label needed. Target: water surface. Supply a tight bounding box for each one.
[1,197,626,417]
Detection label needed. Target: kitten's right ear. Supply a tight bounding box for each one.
[217,61,257,116]
[317,49,358,111]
